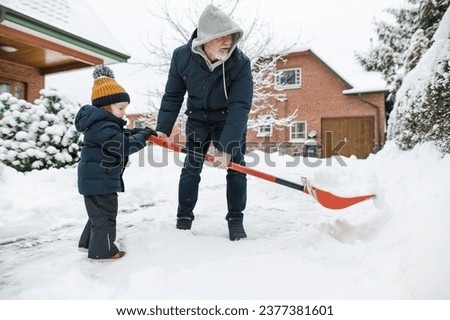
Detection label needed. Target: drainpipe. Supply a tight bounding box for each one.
[357,93,383,152]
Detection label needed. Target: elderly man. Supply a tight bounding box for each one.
[156,4,253,241]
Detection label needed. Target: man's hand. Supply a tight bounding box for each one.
[156,131,168,139]
[213,150,231,169]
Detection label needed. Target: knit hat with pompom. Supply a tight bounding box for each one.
[91,65,130,107]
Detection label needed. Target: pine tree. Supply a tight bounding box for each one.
[356,0,450,104]
[423,67,450,153]
[387,6,450,154]
[0,89,82,172]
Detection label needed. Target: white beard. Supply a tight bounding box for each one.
[216,51,228,61]
[210,45,232,61]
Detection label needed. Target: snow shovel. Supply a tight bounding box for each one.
[149,136,375,210]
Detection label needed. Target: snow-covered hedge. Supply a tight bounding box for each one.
[388,6,450,154]
[0,89,82,172]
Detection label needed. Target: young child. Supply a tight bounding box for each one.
[75,65,156,261]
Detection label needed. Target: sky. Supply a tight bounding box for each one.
[45,0,406,113]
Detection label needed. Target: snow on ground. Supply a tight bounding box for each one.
[0,141,449,299]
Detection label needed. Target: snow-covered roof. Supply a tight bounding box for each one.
[342,72,388,94]
[0,0,129,60]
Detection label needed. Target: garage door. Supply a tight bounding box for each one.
[321,117,374,159]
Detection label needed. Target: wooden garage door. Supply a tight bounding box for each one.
[321,117,374,159]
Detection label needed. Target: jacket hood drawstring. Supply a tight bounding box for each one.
[222,62,228,100]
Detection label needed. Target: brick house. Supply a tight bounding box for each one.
[127,48,387,159]
[247,49,387,159]
[0,0,129,102]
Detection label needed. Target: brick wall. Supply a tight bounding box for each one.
[0,59,44,102]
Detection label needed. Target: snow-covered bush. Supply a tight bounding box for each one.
[388,6,450,154]
[0,89,82,172]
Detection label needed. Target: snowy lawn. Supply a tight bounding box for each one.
[0,142,449,299]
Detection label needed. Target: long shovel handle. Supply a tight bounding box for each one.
[149,135,375,210]
[149,136,303,191]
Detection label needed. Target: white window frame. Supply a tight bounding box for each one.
[275,68,301,90]
[290,121,307,142]
[0,79,26,99]
[256,115,273,137]
[133,120,144,128]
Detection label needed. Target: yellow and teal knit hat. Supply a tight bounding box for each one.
[91,65,130,107]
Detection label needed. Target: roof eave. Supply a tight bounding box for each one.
[343,89,389,95]
[0,7,130,63]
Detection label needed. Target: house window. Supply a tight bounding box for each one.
[14,83,24,98]
[0,83,11,95]
[290,121,307,141]
[0,79,26,99]
[257,116,272,137]
[275,68,301,89]
[133,120,144,128]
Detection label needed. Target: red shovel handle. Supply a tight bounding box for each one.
[149,135,375,210]
[149,136,299,189]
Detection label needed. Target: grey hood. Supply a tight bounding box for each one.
[192,4,243,64]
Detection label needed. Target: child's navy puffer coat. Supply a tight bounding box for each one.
[75,105,148,195]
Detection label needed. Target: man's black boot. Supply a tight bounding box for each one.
[228,220,247,241]
[176,219,192,230]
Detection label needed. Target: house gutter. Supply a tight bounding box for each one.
[0,7,129,62]
[356,93,383,152]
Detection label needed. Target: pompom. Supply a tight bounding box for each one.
[93,65,115,79]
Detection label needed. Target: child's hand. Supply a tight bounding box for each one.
[141,127,157,139]
[129,127,147,135]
